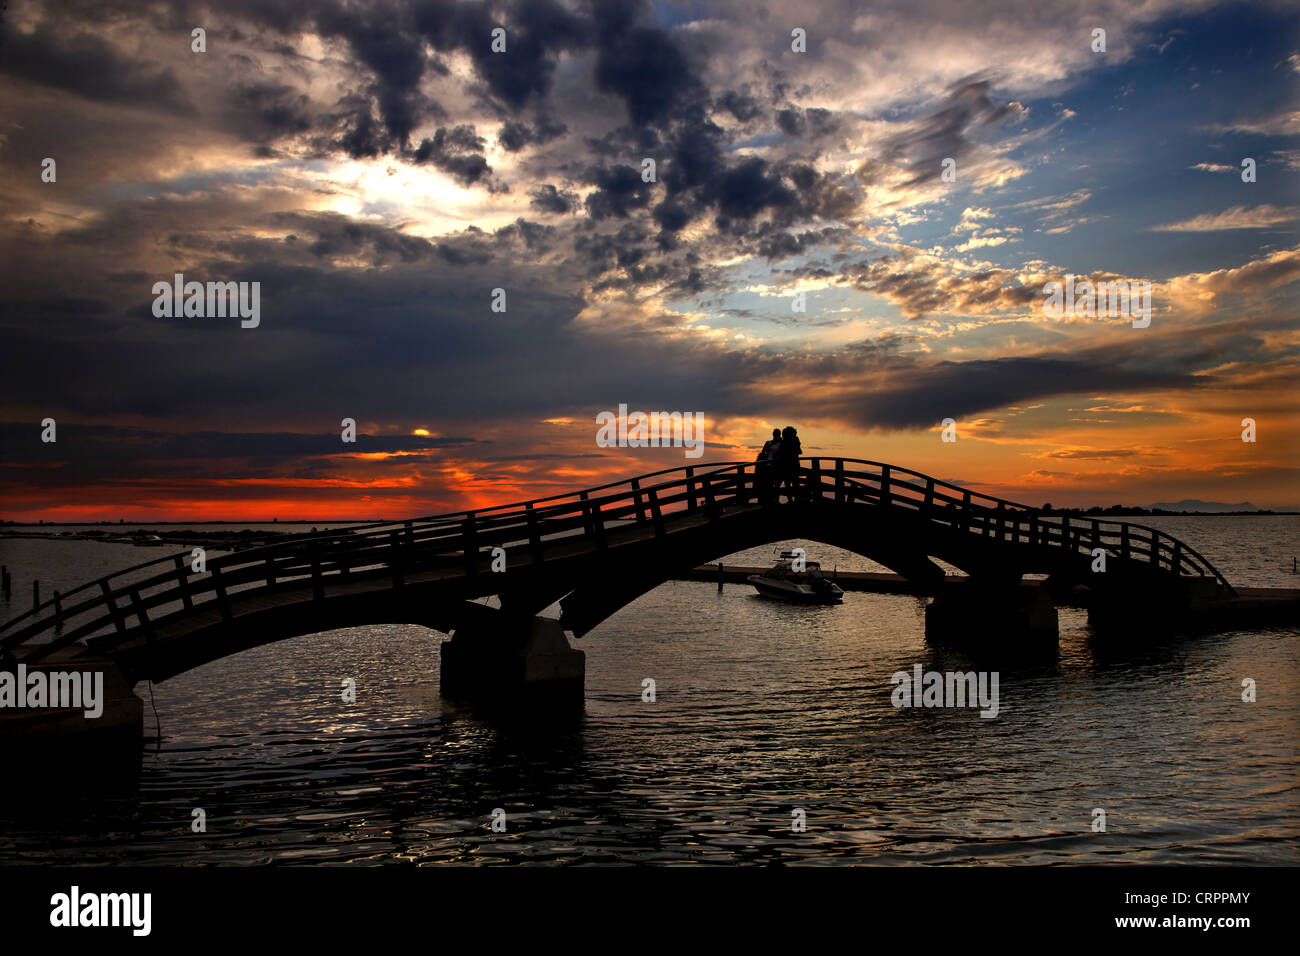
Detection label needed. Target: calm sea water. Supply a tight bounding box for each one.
[1,517,1297,865]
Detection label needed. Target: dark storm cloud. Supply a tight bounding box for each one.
[661,121,726,194]
[497,115,567,151]
[568,142,852,267]
[327,93,395,158]
[838,356,1203,430]
[0,25,195,112]
[0,297,111,318]
[0,422,482,462]
[586,113,862,250]
[711,157,798,222]
[495,217,556,252]
[227,81,315,140]
[412,124,494,186]
[528,184,576,214]
[13,0,626,165]
[582,164,653,219]
[315,0,429,144]
[775,106,841,140]
[276,0,596,158]
[6,0,861,262]
[0,422,486,489]
[593,24,702,127]
[451,0,591,108]
[263,0,708,176]
[271,212,437,264]
[775,108,803,137]
[717,90,763,124]
[235,0,712,161]
[755,226,849,261]
[574,223,652,275]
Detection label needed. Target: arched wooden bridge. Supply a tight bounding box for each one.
[1,458,1234,689]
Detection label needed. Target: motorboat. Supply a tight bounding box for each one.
[747,551,844,604]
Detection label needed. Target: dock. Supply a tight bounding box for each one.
[678,564,1300,628]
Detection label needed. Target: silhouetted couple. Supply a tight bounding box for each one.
[757,426,802,505]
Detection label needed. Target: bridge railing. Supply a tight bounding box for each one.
[0,460,752,657]
[2,458,1232,659]
[0,459,748,640]
[794,458,1231,591]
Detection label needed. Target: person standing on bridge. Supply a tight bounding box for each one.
[757,427,781,505]
[776,426,802,503]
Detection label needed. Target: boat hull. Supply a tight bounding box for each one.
[747,575,844,605]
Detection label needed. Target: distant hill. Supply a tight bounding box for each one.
[1148,499,1263,513]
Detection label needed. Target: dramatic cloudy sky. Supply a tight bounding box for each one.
[1,0,1297,520]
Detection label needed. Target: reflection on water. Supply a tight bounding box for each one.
[0,522,1297,864]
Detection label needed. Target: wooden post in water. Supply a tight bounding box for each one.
[1,565,9,594]
[53,589,62,615]
[717,562,724,592]
[32,579,40,610]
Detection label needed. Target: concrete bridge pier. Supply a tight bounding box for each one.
[439,614,585,712]
[925,579,1059,652]
[1088,576,1224,639]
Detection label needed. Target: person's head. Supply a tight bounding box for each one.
[783,426,797,439]
[771,428,781,440]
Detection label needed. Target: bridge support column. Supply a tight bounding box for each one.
[1088,577,1225,639]
[925,581,1058,651]
[440,615,585,711]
